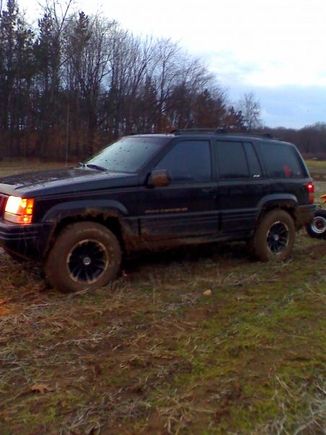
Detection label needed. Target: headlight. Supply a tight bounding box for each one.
[4,196,34,224]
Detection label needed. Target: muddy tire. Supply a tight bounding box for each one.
[252,210,295,262]
[45,222,121,293]
[305,210,326,239]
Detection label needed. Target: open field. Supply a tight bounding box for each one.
[0,161,325,434]
[306,160,326,185]
[306,159,326,171]
[0,160,67,177]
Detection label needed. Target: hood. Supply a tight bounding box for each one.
[0,167,139,197]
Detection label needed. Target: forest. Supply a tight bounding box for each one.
[0,0,325,160]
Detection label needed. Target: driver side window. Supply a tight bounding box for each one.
[155,140,211,182]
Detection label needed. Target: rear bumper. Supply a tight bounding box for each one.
[0,220,53,260]
[295,204,316,228]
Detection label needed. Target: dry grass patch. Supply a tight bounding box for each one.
[0,234,325,434]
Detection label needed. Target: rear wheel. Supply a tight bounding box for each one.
[252,210,295,261]
[305,210,326,239]
[45,222,121,293]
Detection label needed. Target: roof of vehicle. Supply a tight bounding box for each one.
[132,129,291,145]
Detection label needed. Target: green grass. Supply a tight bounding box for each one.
[0,161,325,434]
[306,159,326,170]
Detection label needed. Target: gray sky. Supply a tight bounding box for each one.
[18,0,326,128]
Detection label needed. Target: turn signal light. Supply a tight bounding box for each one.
[4,196,34,224]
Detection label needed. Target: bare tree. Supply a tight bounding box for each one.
[238,92,261,130]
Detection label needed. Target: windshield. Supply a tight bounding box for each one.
[86,137,167,173]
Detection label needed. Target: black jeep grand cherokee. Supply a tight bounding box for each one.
[0,130,315,292]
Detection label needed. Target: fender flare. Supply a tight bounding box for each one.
[42,199,128,223]
[257,193,298,212]
[41,199,131,255]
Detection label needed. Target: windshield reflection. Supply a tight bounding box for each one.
[86,137,165,173]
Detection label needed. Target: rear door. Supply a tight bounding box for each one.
[213,140,267,236]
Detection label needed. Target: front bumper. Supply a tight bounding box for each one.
[295,204,316,228]
[0,220,53,260]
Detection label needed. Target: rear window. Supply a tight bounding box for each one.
[259,141,306,178]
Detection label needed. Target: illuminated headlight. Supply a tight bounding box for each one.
[4,196,35,224]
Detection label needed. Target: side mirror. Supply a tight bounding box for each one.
[148,169,171,187]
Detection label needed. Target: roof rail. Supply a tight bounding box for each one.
[170,128,275,139]
[171,128,228,135]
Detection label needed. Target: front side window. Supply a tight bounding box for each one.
[155,140,211,182]
[215,141,249,179]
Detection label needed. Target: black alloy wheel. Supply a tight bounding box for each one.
[266,221,289,254]
[67,239,108,283]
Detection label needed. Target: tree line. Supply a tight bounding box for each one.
[0,0,250,160]
[262,123,326,159]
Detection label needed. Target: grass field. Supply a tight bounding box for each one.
[0,160,325,434]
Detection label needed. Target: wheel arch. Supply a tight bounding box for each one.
[43,206,128,258]
[256,194,298,227]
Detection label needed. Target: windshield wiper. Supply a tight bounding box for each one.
[85,164,107,172]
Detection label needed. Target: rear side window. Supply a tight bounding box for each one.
[215,141,249,178]
[259,141,306,178]
[155,140,211,182]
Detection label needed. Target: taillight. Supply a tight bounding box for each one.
[4,196,35,224]
[305,182,314,204]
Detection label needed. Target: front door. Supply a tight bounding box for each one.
[138,139,219,240]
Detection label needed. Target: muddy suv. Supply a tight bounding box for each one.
[0,130,315,292]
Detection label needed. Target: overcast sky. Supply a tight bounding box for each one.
[18,0,326,128]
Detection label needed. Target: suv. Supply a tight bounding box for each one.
[0,130,315,292]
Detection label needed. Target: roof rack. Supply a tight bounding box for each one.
[170,128,275,139]
[171,128,228,135]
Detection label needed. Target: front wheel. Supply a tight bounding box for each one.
[251,210,295,262]
[305,210,326,239]
[45,222,122,293]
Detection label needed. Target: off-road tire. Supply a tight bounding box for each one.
[252,210,295,262]
[45,222,121,293]
[305,210,326,239]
